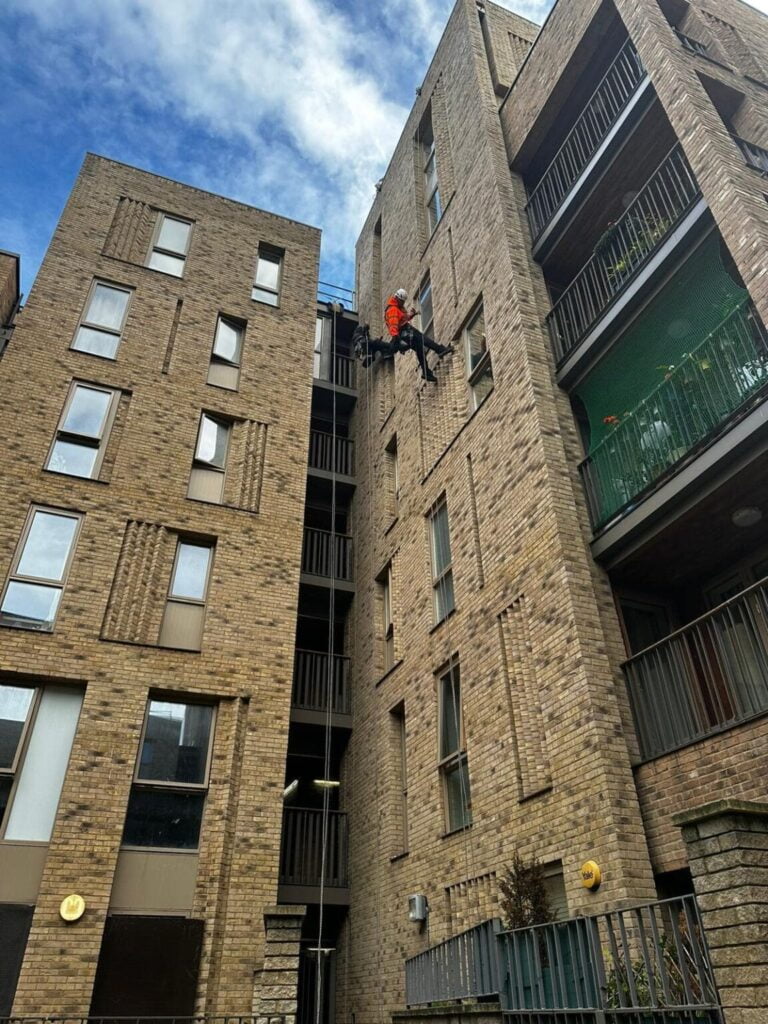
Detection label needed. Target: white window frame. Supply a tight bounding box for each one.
[0,682,38,834]
[421,113,442,235]
[71,279,132,360]
[208,315,245,390]
[158,538,215,651]
[0,507,82,632]
[252,246,283,307]
[418,275,434,341]
[147,212,193,278]
[45,381,120,480]
[380,562,395,672]
[428,497,455,624]
[188,413,231,505]
[464,304,494,411]
[385,434,399,517]
[437,661,471,832]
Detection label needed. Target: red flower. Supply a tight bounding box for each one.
[603,415,619,425]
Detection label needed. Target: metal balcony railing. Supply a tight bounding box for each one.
[292,649,351,715]
[279,807,349,887]
[314,352,357,390]
[309,430,354,477]
[405,920,503,1007]
[733,135,768,174]
[525,39,646,243]
[580,300,768,529]
[301,527,353,582]
[317,281,357,311]
[624,576,768,761]
[547,143,700,363]
[674,28,710,56]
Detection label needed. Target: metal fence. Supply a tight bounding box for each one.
[624,575,768,761]
[579,299,768,529]
[314,352,357,390]
[279,807,349,887]
[309,430,355,477]
[733,135,768,174]
[317,281,357,311]
[301,527,353,581]
[546,143,700,363]
[525,39,646,243]
[405,920,503,1006]
[405,898,722,1024]
[293,649,351,715]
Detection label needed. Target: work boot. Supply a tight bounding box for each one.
[438,344,454,358]
[424,369,438,383]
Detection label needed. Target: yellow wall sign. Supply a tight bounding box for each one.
[581,861,602,891]
[59,894,86,922]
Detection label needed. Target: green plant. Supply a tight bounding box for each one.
[498,853,553,930]
[602,933,702,1010]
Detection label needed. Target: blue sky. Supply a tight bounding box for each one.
[0,0,555,299]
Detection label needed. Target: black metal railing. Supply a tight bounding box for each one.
[301,527,353,581]
[497,896,721,1022]
[405,920,503,1006]
[293,649,351,715]
[733,135,768,174]
[525,39,646,242]
[309,430,355,476]
[317,281,357,311]
[314,352,357,390]
[405,897,722,1023]
[279,807,349,887]
[675,28,709,56]
[547,143,700,363]
[624,576,768,761]
[580,300,768,529]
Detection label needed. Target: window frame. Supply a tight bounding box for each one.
[252,245,284,307]
[45,380,120,480]
[385,433,399,518]
[208,314,245,390]
[0,683,40,833]
[71,279,133,361]
[0,507,83,633]
[437,661,471,833]
[122,696,217,852]
[158,537,215,652]
[188,413,232,505]
[147,212,193,278]
[464,304,494,411]
[418,275,434,341]
[421,113,442,235]
[380,561,395,673]
[428,497,455,625]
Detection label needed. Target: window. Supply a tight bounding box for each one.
[390,701,408,854]
[429,498,455,624]
[438,662,471,832]
[421,110,442,234]
[148,214,192,277]
[464,305,494,410]
[0,508,81,631]
[385,434,399,519]
[208,315,245,390]
[379,562,395,672]
[123,699,215,849]
[252,246,283,306]
[419,275,434,341]
[188,413,231,504]
[46,382,119,479]
[159,539,214,651]
[0,682,83,841]
[72,281,132,359]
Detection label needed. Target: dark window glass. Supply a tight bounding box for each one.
[122,788,205,849]
[0,685,34,769]
[138,701,213,784]
[0,776,11,829]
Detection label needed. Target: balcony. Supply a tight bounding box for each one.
[525,39,647,246]
[547,143,701,365]
[308,430,354,478]
[317,280,356,312]
[301,527,353,586]
[279,807,349,904]
[733,135,768,174]
[314,351,357,391]
[624,576,768,761]
[580,300,768,531]
[292,649,351,725]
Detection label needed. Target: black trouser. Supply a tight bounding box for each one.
[399,325,448,379]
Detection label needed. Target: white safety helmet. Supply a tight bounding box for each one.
[395,288,407,301]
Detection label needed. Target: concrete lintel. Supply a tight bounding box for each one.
[672,800,768,829]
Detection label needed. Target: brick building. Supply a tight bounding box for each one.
[345,0,768,1021]
[3,0,768,1018]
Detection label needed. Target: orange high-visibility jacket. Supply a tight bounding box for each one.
[384,295,412,337]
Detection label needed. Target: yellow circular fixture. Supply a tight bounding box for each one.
[580,861,602,891]
[59,894,86,922]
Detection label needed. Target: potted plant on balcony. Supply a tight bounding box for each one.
[596,213,673,283]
